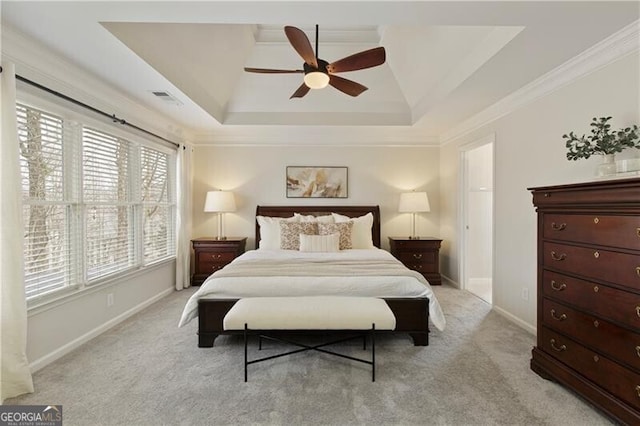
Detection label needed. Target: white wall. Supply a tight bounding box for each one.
[192,145,440,250]
[440,51,640,332]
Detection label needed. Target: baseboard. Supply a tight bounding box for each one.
[29,287,174,372]
[492,305,536,336]
[440,274,460,288]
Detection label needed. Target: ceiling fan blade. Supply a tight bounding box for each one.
[284,26,318,68]
[329,75,368,97]
[327,47,386,73]
[244,67,304,74]
[290,83,311,99]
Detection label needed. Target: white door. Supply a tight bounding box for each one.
[461,139,494,304]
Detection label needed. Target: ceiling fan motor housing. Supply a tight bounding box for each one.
[303,59,330,89]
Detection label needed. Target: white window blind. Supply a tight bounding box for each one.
[141,146,175,263]
[17,101,177,303]
[17,104,78,299]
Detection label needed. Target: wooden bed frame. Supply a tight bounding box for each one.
[197,205,430,347]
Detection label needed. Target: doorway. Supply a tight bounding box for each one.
[461,137,494,304]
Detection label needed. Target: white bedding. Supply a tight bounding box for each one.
[178,248,446,331]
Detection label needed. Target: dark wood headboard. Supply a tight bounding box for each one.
[255,205,381,248]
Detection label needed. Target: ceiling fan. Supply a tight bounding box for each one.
[244,25,386,99]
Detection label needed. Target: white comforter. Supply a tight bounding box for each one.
[178,248,445,331]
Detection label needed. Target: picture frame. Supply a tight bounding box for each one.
[286,166,348,198]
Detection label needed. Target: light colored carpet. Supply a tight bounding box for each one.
[6,285,612,425]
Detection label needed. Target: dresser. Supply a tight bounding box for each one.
[388,237,442,285]
[191,237,247,286]
[529,178,640,424]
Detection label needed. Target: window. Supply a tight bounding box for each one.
[18,102,176,303]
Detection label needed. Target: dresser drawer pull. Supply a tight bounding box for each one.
[593,355,599,362]
[593,217,599,224]
[550,339,566,352]
[414,265,422,270]
[637,227,640,238]
[550,251,566,261]
[593,320,599,328]
[593,251,599,259]
[550,280,566,291]
[636,306,640,317]
[211,254,222,259]
[593,286,599,293]
[550,309,567,321]
[636,346,640,358]
[636,266,640,278]
[413,253,423,260]
[636,385,640,398]
[551,222,566,231]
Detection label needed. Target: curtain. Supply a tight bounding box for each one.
[175,143,193,290]
[0,62,34,402]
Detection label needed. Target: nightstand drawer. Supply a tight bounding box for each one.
[196,250,237,264]
[397,251,437,265]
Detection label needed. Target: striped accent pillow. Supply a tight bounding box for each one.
[299,233,340,252]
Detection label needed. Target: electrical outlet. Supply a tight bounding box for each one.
[107,293,114,307]
[521,287,529,301]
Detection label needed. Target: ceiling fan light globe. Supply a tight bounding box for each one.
[304,71,330,89]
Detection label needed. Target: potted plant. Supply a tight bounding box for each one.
[564,116,639,176]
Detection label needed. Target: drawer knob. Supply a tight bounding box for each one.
[593,251,599,259]
[550,309,567,321]
[636,385,640,398]
[636,306,640,317]
[551,222,566,231]
[212,254,222,259]
[550,339,566,352]
[550,251,566,261]
[413,253,423,260]
[593,355,599,362]
[593,217,599,224]
[550,280,566,291]
[414,265,422,270]
[636,346,640,358]
[593,286,599,293]
[636,227,640,238]
[544,193,550,198]
[636,266,640,278]
[593,320,599,328]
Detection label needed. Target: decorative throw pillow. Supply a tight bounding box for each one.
[318,222,353,250]
[280,221,318,250]
[294,213,335,223]
[332,212,374,249]
[299,233,340,252]
[257,215,298,249]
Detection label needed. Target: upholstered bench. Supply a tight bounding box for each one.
[223,296,396,382]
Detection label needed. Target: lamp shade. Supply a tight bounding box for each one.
[204,191,236,213]
[398,192,430,213]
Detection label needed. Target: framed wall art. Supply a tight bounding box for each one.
[286,166,348,198]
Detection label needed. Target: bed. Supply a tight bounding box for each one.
[179,205,445,347]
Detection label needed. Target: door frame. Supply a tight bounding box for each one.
[458,133,495,301]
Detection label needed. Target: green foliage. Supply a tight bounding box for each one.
[564,116,640,161]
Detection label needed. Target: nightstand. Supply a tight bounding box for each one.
[388,237,442,285]
[191,237,247,286]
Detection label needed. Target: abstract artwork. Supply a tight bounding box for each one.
[286,166,348,198]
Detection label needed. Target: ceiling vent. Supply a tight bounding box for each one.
[149,90,183,106]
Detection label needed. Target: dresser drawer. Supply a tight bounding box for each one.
[542,270,640,330]
[543,214,640,250]
[543,242,640,290]
[542,298,640,370]
[541,327,640,410]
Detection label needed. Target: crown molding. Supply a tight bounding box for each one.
[440,19,640,145]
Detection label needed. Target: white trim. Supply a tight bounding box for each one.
[441,19,640,145]
[492,305,536,336]
[29,287,174,373]
[440,274,460,289]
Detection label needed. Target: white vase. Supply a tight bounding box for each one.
[596,154,617,177]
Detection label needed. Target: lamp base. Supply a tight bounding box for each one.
[409,236,421,240]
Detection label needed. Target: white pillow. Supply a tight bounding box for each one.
[332,212,374,249]
[299,233,340,252]
[294,213,335,223]
[256,215,297,249]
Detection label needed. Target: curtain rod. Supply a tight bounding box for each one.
[2,66,181,149]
